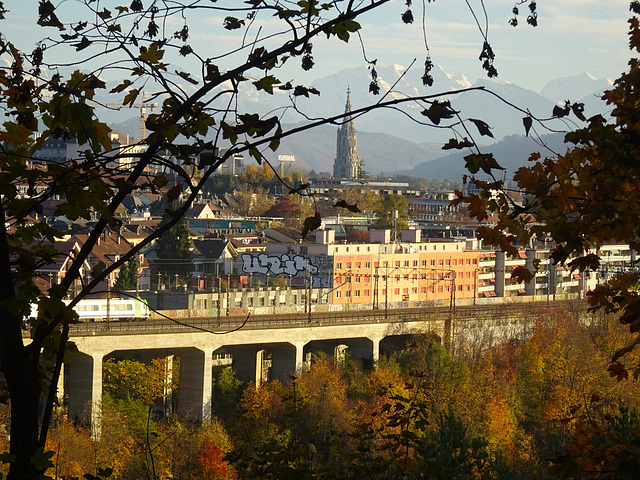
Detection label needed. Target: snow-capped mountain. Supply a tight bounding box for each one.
[110,64,614,177]
[540,72,613,104]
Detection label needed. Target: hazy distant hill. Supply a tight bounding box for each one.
[400,133,569,181]
[109,64,612,177]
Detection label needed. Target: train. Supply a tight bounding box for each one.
[71,298,150,321]
[27,297,151,322]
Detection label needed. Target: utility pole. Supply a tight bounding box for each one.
[306,261,312,323]
[385,264,389,319]
[226,273,230,316]
[373,265,379,310]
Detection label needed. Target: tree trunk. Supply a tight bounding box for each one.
[2,341,41,480]
[0,202,43,479]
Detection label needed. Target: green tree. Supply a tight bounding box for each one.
[103,358,169,405]
[416,407,516,480]
[153,203,192,288]
[113,257,139,292]
[373,194,410,240]
[0,1,531,478]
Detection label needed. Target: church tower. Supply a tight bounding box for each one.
[332,88,361,179]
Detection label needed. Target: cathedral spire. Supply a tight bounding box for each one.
[332,87,361,179]
[344,86,353,122]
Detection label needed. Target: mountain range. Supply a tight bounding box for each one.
[111,66,613,180]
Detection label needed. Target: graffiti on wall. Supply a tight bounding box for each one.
[241,253,319,276]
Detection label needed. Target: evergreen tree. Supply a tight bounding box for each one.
[113,258,139,292]
[153,203,192,288]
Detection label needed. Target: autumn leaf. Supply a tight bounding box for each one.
[523,116,533,136]
[301,212,322,239]
[421,100,458,125]
[464,153,504,175]
[607,361,629,381]
[72,36,91,51]
[253,75,280,94]
[442,137,473,150]
[511,265,532,283]
[571,102,586,121]
[552,102,571,118]
[334,199,361,213]
[469,118,494,138]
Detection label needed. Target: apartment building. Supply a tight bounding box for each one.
[253,229,479,306]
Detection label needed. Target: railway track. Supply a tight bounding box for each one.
[66,299,588,336]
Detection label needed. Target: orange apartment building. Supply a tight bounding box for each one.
[263,229,479,306]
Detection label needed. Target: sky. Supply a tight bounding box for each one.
[1,1,635,94]
[307,0,634,92]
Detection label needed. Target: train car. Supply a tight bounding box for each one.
[70,298,150,321]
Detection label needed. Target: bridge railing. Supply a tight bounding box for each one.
[62,299,586,336]
[66,307,442,335]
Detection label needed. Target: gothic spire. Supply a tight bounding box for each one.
[332,87,361,179]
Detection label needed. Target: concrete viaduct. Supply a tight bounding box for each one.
[62,301,582,431]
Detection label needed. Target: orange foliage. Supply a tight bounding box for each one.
[199,440,236,480]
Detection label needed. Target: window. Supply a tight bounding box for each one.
[364,289,370,296]
[336,291,341,298]
[445,259,451,265]
[458,285,463,291]
[346,263,352,269]
[394,288,400,295]
[452,259,457,266]
[404,261,409,267]
[412,288,417,294]
[430,260,435,266]
[413,260,418,267]
[438,260,444,266]
[444,286,450,292]
[355,290,361,297]
[355,262,361,269]
[402,288,408,294]
[345,291,351,298]
[438,286,443,293]
[355,277,361,283]
[421,260,427,267]
[336,262,342,269]
[365,262,370,268]
[345,277,351,283]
